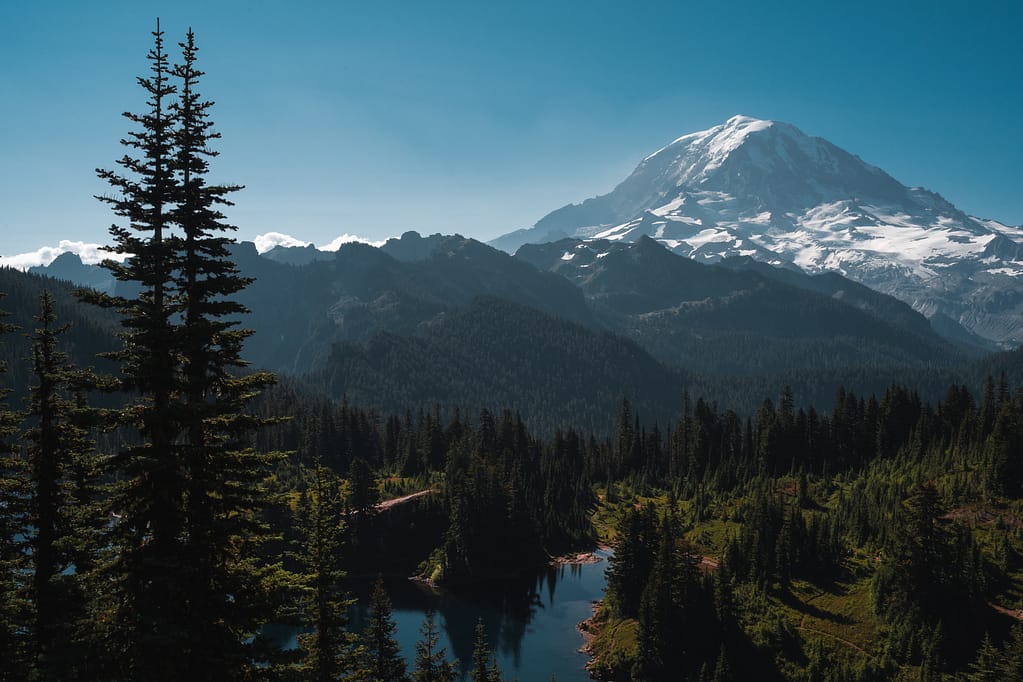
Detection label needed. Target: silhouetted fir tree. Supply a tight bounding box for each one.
[902,482,944,605]
[488,654,503,682]
[168,28,292,675]
[80,19,187,680]
[411,610,457,682]
[81,22,291,679]
[0,295,28,676]
[364,575,408,682]
[23,293,91,678]
[797,469,809,508]
[919,622,944,682]
[60,366,107,679]
[293,462,361,681]
[346,456,379,547]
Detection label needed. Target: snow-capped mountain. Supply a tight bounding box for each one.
[492,115,1023,347]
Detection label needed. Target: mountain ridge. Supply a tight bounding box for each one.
[492,116,1023,347]
[13,235,1023,432]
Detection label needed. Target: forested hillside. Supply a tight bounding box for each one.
[585,379,1023,681]
[313,296,686,434]
[0,268,119,400]
[29,229,1008,427]
[6,20,1023,682]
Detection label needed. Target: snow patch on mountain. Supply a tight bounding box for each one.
[495,115,1023,346]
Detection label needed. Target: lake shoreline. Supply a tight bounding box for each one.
[393,545,612,681]
[549,547,606,567]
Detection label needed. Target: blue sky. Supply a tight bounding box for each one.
[1,0,1021,259]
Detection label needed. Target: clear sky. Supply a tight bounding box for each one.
[1,0,1021,261]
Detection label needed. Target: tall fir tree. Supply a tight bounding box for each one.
[168,28,292,676]
[83,22,290,679]
[0,295,28,676]
[411,610,457,682]
[81,18,187,680]
[470,619,503,682]
[364,575,408,682]
[293,462,362,681]
[23,292,93,679]
[997,624,1023,680]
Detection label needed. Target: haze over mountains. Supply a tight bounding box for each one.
[21,115,1021,350]
[493,115,1023,348]
[12,114,1023,429]
[16,228,1023,433]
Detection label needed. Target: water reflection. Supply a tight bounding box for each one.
[345,549,610,681]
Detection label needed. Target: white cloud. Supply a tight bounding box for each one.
[1,232,392,271]
[253,231,312,254]
[317,233,387,251]
[0,240,129,271]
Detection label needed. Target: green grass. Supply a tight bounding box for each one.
[586,615,639,680]
[683,517,740,558]
[783,569,879,656]
[586,480,1023,679]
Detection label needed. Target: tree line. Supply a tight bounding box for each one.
[6,18,1023,682]
[591,376,1023,680]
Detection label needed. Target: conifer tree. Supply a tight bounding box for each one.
[411,610,457,682]
[469,619,505,682]
[968,632,1000,682]
[82,19,187,679]
[488,654,503,682]
[470,619,494,682]
[0,295,27,676]
[84,22,290,679]
[168,28,292,676]
[346,455,379,548]
[605,504,657,618]
[998,624,1023,680]
[23,292,92,678]
[294,462,361,681]
[364,575,408,682]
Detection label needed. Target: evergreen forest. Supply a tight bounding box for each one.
[4,23,1023,682]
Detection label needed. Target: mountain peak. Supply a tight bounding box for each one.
[726,113,768,126]
[530,115,895,241]
[492,117,1023,347]
[650,114,776,163]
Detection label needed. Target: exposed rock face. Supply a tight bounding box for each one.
[495,115,1023,347]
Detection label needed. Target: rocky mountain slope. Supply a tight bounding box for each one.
[493,115,1023,347]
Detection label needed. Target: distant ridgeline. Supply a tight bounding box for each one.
[18,231,1023,434]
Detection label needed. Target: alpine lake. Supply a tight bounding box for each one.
[275,549,611,681]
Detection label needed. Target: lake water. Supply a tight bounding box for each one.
[290,549,610,681]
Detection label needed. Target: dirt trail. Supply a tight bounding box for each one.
[990,602,1023,621]
[796,623,869,655]
[794,588,869,656]
[376,489,434,511]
